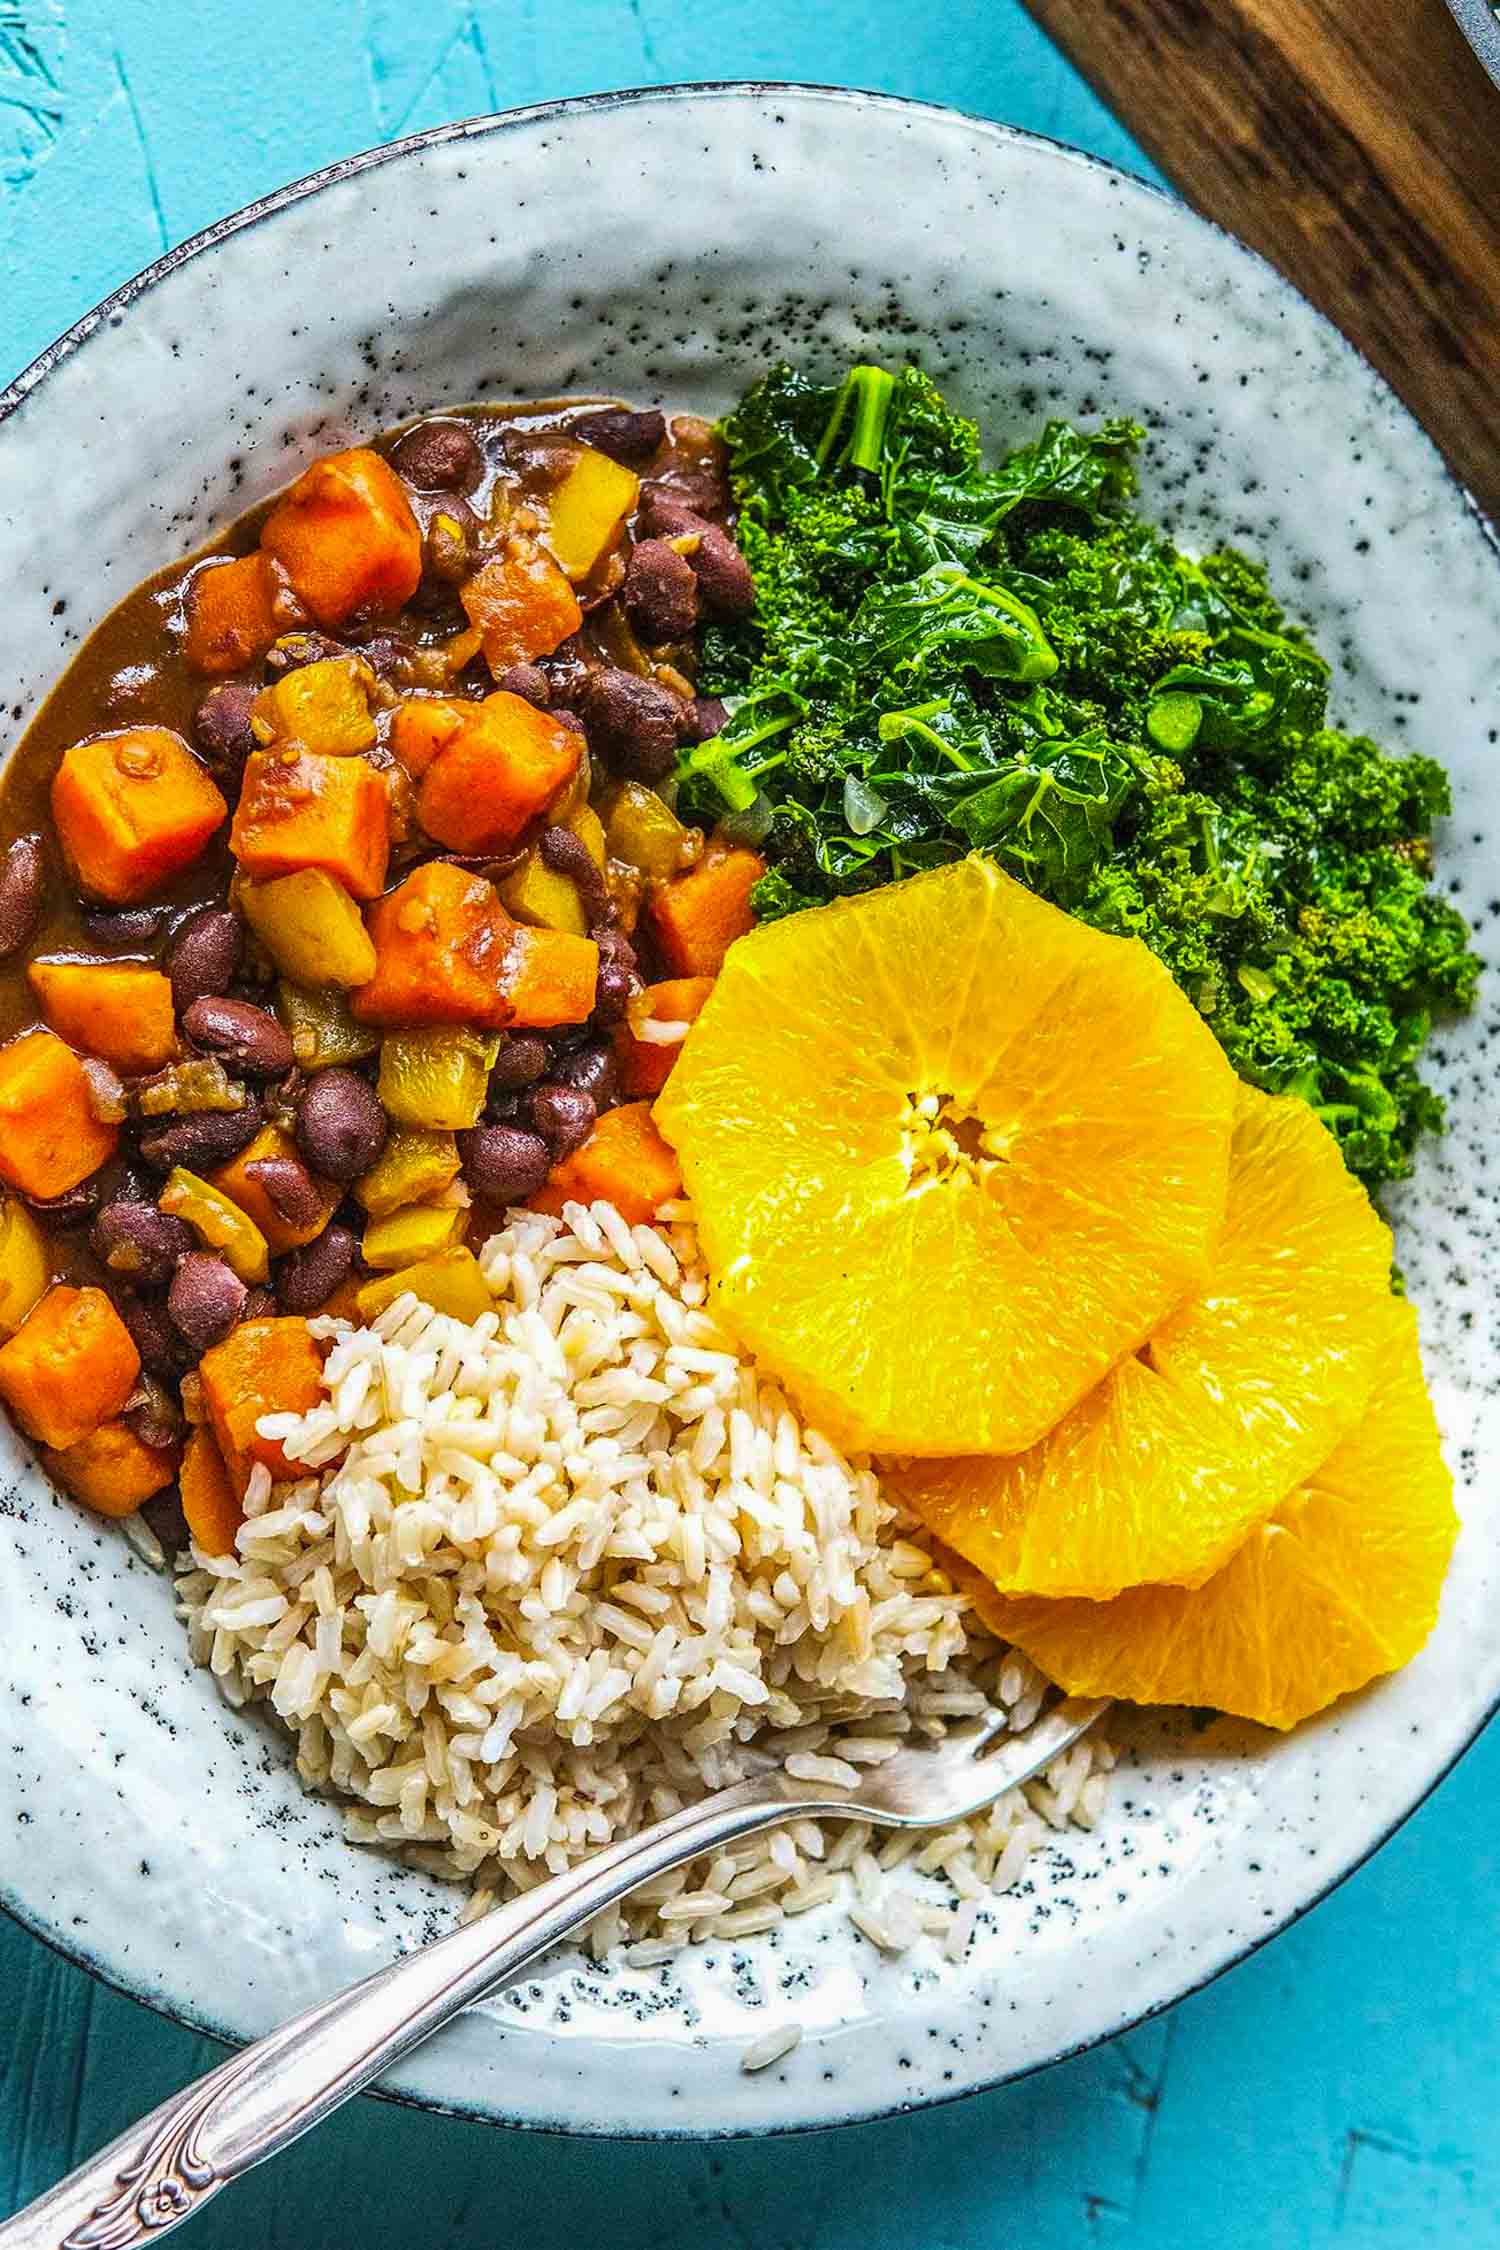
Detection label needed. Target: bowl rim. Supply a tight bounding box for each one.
[1444,0,1500,90]
[1,79,1497,2139]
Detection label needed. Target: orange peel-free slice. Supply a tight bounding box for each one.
[896,1085,1394,1599]
[961,1301,1454,1730]
[656,856,1235,1456]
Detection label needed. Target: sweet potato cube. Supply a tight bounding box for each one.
[260,447,421,628]
[545,448,640,581]
[352,861,514,1028]
[647,848,764,976]
[44,1420,179,1518]
[179,1425,243,1555]
[0,1030,120,1198]
[198,1316,328,1490]
[27,959,177,1075]
[416,693,583,855]
[502,924,599,1029]
[51,729,227,905]
[210,1124,339,1255]
[230,749,389,899]
[390,696,469,778]
[616,977,715,1098]
[184,552,281,676]
[531,1102,682,1227]
[0,1285,141,1451]
[460,543,582,673]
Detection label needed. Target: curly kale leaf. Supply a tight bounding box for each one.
[698,357,1478,1187]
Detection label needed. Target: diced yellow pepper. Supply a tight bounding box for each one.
[241,870,378,988]
[276,981,380,1070]
[356,1248,492,1323]
[566,802,607,870]
[497,849,588,937]
[604,780,690,879]
[210,1124,339,1255]
[361,1201,466,1270]
[377,1029,499,1131]
[545,448,639,581]
[0,1195,51,1337]
[159,1167,270,1284]
[251,657,376,755]
[354,1127,462,1216]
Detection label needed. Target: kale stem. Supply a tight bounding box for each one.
[815,365,894,475]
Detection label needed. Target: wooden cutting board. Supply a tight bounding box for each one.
[1026,0,1500,524]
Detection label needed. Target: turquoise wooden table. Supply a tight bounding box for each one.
[2,5,1497,2242]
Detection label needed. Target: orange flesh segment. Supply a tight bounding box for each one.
[895,1085,1394,1599]
[656,857,1235,1457]
[973,1303,1455,1732]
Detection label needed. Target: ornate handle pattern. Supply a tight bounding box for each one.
[1,1778,792,2250]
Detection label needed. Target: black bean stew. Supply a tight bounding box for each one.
[0,400,763,1542]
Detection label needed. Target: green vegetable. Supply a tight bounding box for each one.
[695,357,1479,1188]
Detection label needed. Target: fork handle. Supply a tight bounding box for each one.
[0,1778,793,2250]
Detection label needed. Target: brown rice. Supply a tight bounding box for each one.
[176,1198,1112,1957]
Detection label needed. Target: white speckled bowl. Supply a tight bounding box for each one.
[0,86,1497,2138]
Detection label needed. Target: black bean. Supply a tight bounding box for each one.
[116,1293,186,1381]
[640,460,728,522]
[637,491,705,542]
[524,1081,596,1158]
[493,664,551,708]
[679,695,728,746]
[241,1285,279,1325]
[244,1153,324,1231]
[91,1202,195,1289]
[539,825,611,929]
[182,996,294,1078]
[20,1177,104,1229]
[275,1222,358,1315]
[191,680,259,787]
[81,905,168,949]
[389,420,485,494]
[423,499,479,586]
[347,632,411,683]
[574,668,681,783]
[139,1098,264,1174]
[591,924,639,1028]
[123,1377,185,1453]
[167,908,244,1015]
[263,631,346,678]
[687,525,755,620]
[571,407,666,467]
[554,1037,618,1109]
[168,1253,248,1352]
[458,1124,553,1204]
[295,1069,387,1183]
[0,835,44,958]
[622,539,699,644]
[489,1035,550,1093]
[138,1484,190,1557]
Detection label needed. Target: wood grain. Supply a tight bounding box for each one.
[1025,0,1500,522]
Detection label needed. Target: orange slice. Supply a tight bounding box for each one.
[964,1302,1455,1730]
[895,1085,1393,1598]
[655,857,1235,1455]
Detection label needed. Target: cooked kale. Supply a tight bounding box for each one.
[685,361,1478,1188]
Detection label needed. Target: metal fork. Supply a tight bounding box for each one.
[0,1696,1107,2248]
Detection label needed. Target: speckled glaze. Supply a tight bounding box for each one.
[0,86,1496,2139]
[1446,0,1500,88]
